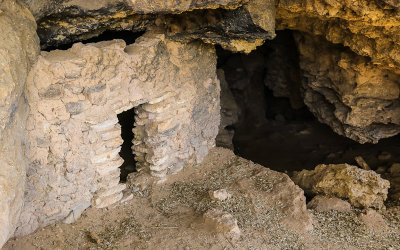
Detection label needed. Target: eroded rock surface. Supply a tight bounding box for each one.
[296,32,400,143]
[20,0,274,52]
[292,163,390,209]
[277,0,400,72]
[0,0,40,247]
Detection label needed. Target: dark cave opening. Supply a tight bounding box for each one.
[117,107,137,182]
[43,30,145,51]
[217,30,400,174]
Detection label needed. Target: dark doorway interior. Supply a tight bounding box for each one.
[117,108,137,182]
[43,30,145,51]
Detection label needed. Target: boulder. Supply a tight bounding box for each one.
[292,164,390,209]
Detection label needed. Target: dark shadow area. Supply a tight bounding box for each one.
[117,108,137,182]
[217,30,400,174]
[43,30,145,51]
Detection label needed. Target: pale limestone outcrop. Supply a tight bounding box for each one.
[292,164,390,209]
[16,31,220,236]
[295,32,400,143]
[276,0,400,73]
[0,0,40,247]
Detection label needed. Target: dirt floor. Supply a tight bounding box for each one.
[4,148,400,250]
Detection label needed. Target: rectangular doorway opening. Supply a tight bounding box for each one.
[117,107,137,182]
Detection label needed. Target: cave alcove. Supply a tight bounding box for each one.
[217,30,400,174]
[43,30,145,51]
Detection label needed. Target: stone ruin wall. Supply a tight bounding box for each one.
[16,31,220,236]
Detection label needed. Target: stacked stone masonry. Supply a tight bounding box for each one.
[16,31,220,236]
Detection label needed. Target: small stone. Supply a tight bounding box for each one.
[378,151,392,161]
[354,156,370,170]
[307,195,351,212]
[358,209,388,232]
[209,189,232,201]
[65,101,83,115]
[203,208,241,239]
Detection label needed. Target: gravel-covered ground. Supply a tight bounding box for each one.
[4,148,400,250]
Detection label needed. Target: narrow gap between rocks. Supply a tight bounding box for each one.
[117,107,137,182]
[43,30,145,51]
[217,30,400,174]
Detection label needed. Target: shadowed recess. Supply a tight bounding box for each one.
[117,107,137,182]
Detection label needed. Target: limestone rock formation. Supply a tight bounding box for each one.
[295,32,400,143]
[276,0,400,73]
[19,0,274,53]
[0,0,40,247]
[292,164,390,209]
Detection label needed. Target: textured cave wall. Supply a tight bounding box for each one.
[16,31,220,237]
[18,0,275,53]
[276,0,400,73]
[295,32,400,143]
[274,0,400,143]
[0,0,40,247]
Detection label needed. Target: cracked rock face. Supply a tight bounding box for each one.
[20,0,275,52]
